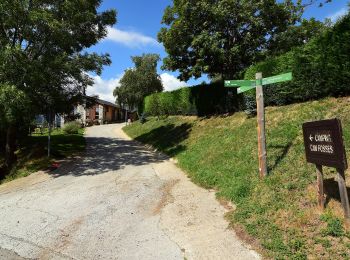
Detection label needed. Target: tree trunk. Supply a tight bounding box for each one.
[5,125,17,170]
[48,122,51,157]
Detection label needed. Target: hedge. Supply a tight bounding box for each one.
[145,12,350,117]
[144,81,239,117]
[243,12,350,112]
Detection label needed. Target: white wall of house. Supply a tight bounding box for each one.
[74,104,86,125]
[99,104,104,124]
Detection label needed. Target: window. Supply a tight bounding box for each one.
[95,106,99,119]
[106,106,109,112]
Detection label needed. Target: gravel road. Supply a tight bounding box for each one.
[0,124,259,260]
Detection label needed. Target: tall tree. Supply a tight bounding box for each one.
[267,18,329,56]
[0,85,32,173]
[114,54,163,115]
[0,0,117,167]
[158,0,304,81]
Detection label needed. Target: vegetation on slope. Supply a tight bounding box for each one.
[124,97,350,259]
[0,128,85,184]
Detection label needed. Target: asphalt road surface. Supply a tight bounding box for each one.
[0,124,259,260]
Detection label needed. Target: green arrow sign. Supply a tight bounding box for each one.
[225,72,292,93]
[237,86,255,94]
[224,72,292,179]
[225,80,255,87]
[261,72,292,85]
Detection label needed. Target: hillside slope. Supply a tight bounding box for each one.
[124,97,350,259]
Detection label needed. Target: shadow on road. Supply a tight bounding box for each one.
[49,136,167,177]
[133,123,191,157]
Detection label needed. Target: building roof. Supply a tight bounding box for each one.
[96,98,119,108]
[85,95,119,108]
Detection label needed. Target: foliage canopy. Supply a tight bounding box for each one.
[158,0,304,81]
[0,0,116,169]
[243,11,350,111]
[114,53,163,113]
[0,0,117,115]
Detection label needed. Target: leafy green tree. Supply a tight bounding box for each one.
[0,85,32,172]
[267,18,329,56]
[158,0,304,81]
[114,54,163,115]
[0,0,117,166]
[243,10,350,109]
[114,69,140,110]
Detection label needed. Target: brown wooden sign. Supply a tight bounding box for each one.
[302,118,347,170]
[303,118,350,219]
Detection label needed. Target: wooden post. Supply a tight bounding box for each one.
[337,168,350,219]
[316,164,324,209]
[125,108,128,126]
[256,72,268,177]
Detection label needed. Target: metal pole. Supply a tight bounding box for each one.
[256,72,268,177]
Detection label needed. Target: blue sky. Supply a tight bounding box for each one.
[87,0,349,102]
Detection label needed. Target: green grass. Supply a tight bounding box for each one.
[0,128,85,184]
[124,97,350,259]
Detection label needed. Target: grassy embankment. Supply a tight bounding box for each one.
[124,97,350,259]
[0,128,85,184]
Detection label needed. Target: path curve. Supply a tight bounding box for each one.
[0,124,259,260]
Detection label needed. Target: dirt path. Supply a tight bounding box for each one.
[0,124,259,260]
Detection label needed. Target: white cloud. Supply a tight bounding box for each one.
[160,73,188,91]
[327,7,348,22]
[86,74,122,103]
[86,73,187,103]
[105,27,161,48]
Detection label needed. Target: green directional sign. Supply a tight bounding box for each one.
[237,86,255,94]
[225,80,255,87]
[261,72,292,86]
[225,72,292,94]
[223,71,293,179]
[225,72,292,88]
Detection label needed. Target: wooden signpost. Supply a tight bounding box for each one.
[225,72,292,177]
[302,118,350,218]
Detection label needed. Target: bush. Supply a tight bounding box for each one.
[63,121,81,134]
[146,12,350,117]
[243,12,350,113]
[144,81,240,117]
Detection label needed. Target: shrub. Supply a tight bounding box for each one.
[243,12,350,113]
[146,12,350,117]
[63,121,81,134]
[144,81,239,117]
